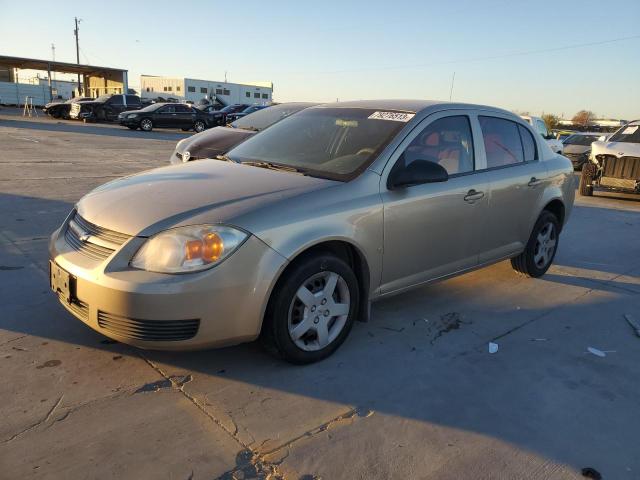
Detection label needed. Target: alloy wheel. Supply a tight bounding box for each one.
[533,222,557,269]
[287,271,350,352]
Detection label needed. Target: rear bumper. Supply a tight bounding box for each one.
[49,221,288,350]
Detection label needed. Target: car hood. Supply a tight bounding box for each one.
[563,144,591,154]
[76,160,336,236]
[591,141,640,158]
[177,127,255,158]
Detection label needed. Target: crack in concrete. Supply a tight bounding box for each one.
[0,334,27,347]
[138,354,373,480]
[2,395,63,444]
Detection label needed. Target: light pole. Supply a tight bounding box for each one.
[74,17,82,94]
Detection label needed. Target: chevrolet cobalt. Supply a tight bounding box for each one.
[50,100,575,363]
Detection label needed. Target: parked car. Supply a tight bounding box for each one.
[579,120,640,196]
[43,97,94,119]
[118,103,209,132]
[70,94,144,122]
[521,115,564,154]
[195,104,223,114]
[553,129,577,142]
[225,105,268,123]
[170,102,318,164]
[561,132,602,170]
[205,103,250,126]
[49,100,574,363]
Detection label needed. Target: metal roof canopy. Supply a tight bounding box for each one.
[0,55,127,76]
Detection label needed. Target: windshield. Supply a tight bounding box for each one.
[227,107,411,180]
[220,105,241,113]
[563,134,600,146]
[609,123,640,143]
[231,103,314,131]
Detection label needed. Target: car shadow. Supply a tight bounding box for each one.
[0,117,192,141]
[1,193,639,478]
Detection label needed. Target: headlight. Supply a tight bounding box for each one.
[127,113,138,118]
[130,225,248,273]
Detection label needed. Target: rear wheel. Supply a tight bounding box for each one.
[261,253,359,364]
[579,164,595,196]
[140,118,153,132]
[511,211,560,278]
[194,121,206,133]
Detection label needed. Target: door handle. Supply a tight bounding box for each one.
[464,189,485,203]
[528,177,542,187]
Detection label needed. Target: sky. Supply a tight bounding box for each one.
[1,0,639,119]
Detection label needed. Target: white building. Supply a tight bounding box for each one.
[140,75,273,105]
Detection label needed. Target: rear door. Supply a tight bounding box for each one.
[380,111,492,294]
[476,114,549,262]
[175,105,195,128]
[155,105,175,127]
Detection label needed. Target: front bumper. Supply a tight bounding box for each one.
[119,117,139,127]
[49,218,288,350]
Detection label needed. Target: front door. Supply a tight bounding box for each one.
[155,105,176,127]
[380,112,492,294]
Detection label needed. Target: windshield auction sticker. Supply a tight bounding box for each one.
[368,111,415,122]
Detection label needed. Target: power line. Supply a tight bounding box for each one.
[310,34,640,75]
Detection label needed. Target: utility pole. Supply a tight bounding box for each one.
[449,71,456,101]
[51,43,56,82]
[74,17,82,94]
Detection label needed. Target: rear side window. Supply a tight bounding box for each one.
[518,125,537,161]
[110,95,124,105]
[126,95,139,104]
[479,116,524,168]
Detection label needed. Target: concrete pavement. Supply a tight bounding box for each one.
[1,112,639,479]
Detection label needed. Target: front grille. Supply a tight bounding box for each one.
[58,293,89,321]
[64,212,131,261]
[97,311,200,342]
[600,156,640,180]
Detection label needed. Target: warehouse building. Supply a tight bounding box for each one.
[140,75,273,105]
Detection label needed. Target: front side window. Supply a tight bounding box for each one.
[535,119,548,137]
[479,116,524,168]
[109,95,123,105]
[401,116,474,175]
[158,105,175,114]
[227,107,409,180]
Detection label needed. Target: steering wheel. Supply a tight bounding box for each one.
[356,148,375,156]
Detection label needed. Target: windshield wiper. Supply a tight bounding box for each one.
[216,154,237,163]
[242,160,307,175]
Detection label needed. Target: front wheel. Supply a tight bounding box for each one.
[262,254,359,364]
[140,118,153,132]
[579,164,595,196]
[511,211,560,278]
[194,121,206,133]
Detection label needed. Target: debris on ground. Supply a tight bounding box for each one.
[531,338,548,342]
[623,313,640,337]
[587,347,607,358]
[488,342,499,354]
[581,466,602,479]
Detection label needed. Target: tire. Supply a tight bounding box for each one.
[579,163,595,196]
[181,127,190,132]
[194,121,206,133]
[261,253,359,364]
[140,118,153,132]
[511,211,560,278]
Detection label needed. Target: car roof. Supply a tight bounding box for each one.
[313,99,514,116]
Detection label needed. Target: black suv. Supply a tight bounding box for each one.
[119,103,210,132]
[70,94,145,122]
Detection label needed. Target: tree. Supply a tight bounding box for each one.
[572,110,595,127]
[542,113,560,131]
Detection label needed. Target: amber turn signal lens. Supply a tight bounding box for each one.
[203,233,224,262]
[185,240,203,260]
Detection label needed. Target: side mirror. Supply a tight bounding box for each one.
[388,159,449,190]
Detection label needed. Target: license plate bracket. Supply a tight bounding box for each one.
[50,261,74,303]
